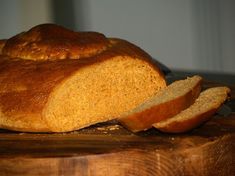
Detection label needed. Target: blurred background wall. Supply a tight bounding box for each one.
[0,0,234,74]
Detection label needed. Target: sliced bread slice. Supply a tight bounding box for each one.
[153,87,230,133]
[119,75,202,132]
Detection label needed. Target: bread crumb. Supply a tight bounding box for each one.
[97,125,120,131]
[108,125,120,131]
[97,127,106,131]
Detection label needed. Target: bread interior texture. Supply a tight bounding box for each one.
[154,87,230,128]
[44,56,166,132]
[123,76,202,116]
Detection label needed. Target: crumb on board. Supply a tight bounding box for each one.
[97,125,120,131]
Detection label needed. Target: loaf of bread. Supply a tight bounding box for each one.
[119,76,202,132]
[0,24,166,132]
[153,87,230,133]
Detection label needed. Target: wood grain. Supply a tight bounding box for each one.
[0,80,234,176]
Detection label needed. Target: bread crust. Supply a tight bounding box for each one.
[0,40,6,54]
[1,24,109,60]
[119,77,202,132]
[0,24,166,132]
[153,108,217,133]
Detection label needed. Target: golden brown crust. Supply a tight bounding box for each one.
[119,77,202,132]
[154,108,218,133]
[0,40,6,54]
[0,24,166,132]
[1,24,110,60]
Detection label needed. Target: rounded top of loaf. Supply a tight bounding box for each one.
[1,24,110,60]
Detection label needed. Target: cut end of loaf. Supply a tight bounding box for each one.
[43,56,166,132]
[119,75,203,132]
[153,87,231,133]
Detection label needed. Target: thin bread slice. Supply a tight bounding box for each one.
[119,75,202,132]
[153,87,231,133]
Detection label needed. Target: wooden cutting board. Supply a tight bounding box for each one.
[0,81,234,176]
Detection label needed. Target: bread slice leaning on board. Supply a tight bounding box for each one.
[119,75,203,132]
[0,24,166,132]
[153,87,231,133]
